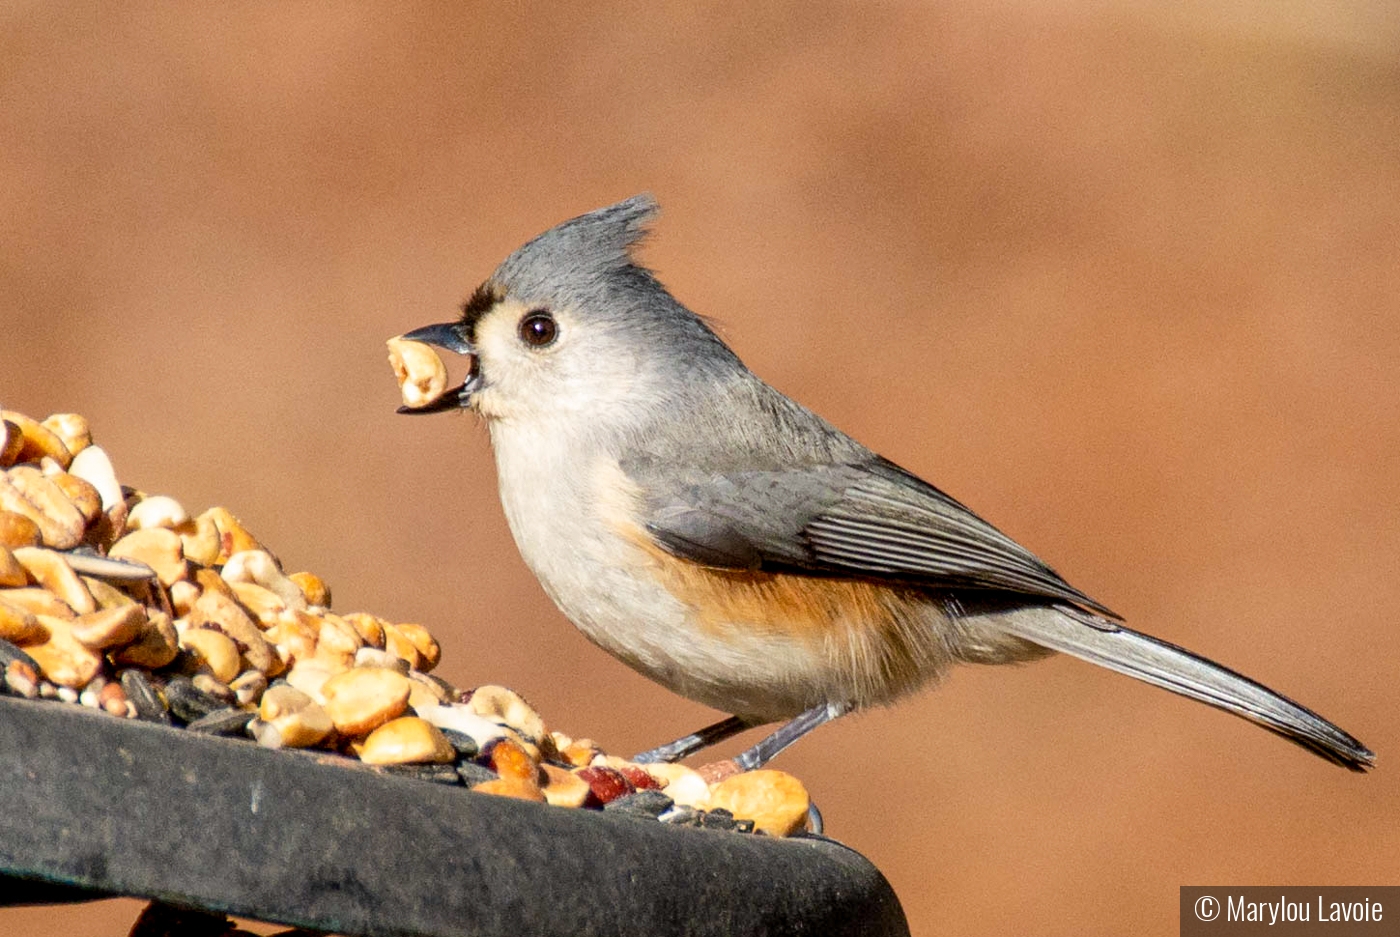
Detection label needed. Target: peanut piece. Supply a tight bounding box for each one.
[386,337,449,410]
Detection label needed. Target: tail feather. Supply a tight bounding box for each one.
[998,606,1375,772]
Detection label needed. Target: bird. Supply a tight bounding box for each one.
[396,194,1373,774]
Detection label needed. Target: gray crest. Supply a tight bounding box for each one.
[492,195,660,306]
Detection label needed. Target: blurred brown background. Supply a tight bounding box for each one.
[2,3,1398,935]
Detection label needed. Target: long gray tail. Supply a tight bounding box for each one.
[997,605,1374,771]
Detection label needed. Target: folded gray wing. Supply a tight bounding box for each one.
[628,456,1117,618]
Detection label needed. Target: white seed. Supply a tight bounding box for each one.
[67,445,122,512]
[126,495,191,531]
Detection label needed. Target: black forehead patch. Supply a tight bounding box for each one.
[458,281,503,343]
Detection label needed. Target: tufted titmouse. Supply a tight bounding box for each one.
[399,195,1372,773]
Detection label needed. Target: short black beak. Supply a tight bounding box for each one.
[396,322,480,415]
[400,323,472,355]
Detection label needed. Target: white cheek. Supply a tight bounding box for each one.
[471,307,540,420]
[472,303,658,426]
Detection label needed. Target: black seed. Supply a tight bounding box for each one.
[439,728,480,759]
[185,707,255,736]
[456,762,499,787]
[379,763,463,785]
[120,669,171,724]
[603,789,675,819]
[700,808,737,831]
[163,675,225,724]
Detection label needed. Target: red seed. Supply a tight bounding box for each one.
[615,764,660,790]
[575,766,634,805]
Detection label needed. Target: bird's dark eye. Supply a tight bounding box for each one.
[518,310,557,348]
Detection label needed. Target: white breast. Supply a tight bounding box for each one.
[490,422,862,717]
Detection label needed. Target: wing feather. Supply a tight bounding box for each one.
[628,455,1117,617]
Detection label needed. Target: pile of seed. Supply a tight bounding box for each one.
[0,408,812,837]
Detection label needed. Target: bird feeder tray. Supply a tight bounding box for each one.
[0,694,909,936]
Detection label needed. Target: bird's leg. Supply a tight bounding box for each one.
[632,700,851,768]
[632,714,758,763]
[733,701,850,771]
